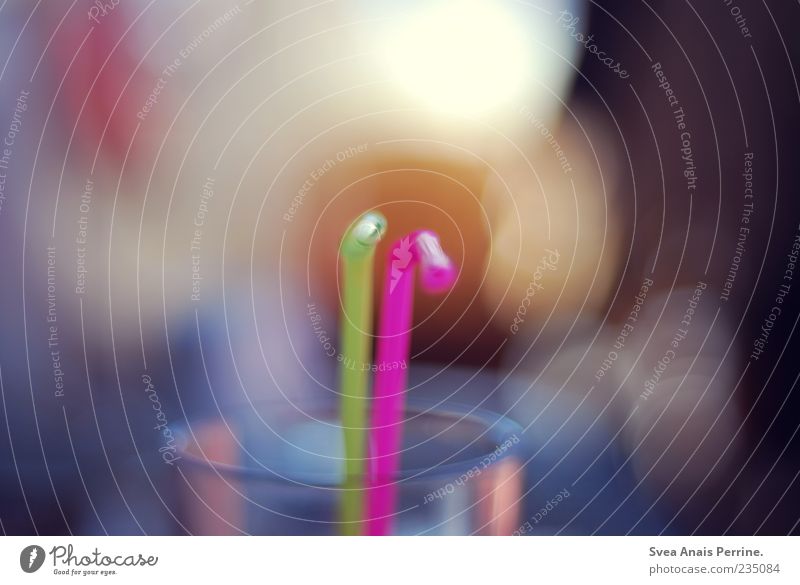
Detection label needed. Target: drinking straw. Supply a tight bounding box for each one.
[338,211,387,536]
[366,230,457,535]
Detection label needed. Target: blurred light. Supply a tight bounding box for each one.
[380,0,533,115]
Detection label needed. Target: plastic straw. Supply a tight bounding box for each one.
[338,211,387,536]
[366,230,457,535]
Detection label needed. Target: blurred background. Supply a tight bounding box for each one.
[0,0,799,535]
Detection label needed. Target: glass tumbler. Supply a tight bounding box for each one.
[173,399,522,535]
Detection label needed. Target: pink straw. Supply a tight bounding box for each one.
[366,230,457,535]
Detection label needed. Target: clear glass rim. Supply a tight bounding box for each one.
[173,399,522,485]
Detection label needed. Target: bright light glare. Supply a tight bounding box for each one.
[381,0,532,115]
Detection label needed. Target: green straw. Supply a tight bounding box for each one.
[338,211,386,535]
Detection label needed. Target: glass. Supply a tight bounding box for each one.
[173,399,522,535]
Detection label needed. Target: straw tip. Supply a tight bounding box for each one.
[353,212,387,247]
[414,230,457,292]
[342,211,387,255]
